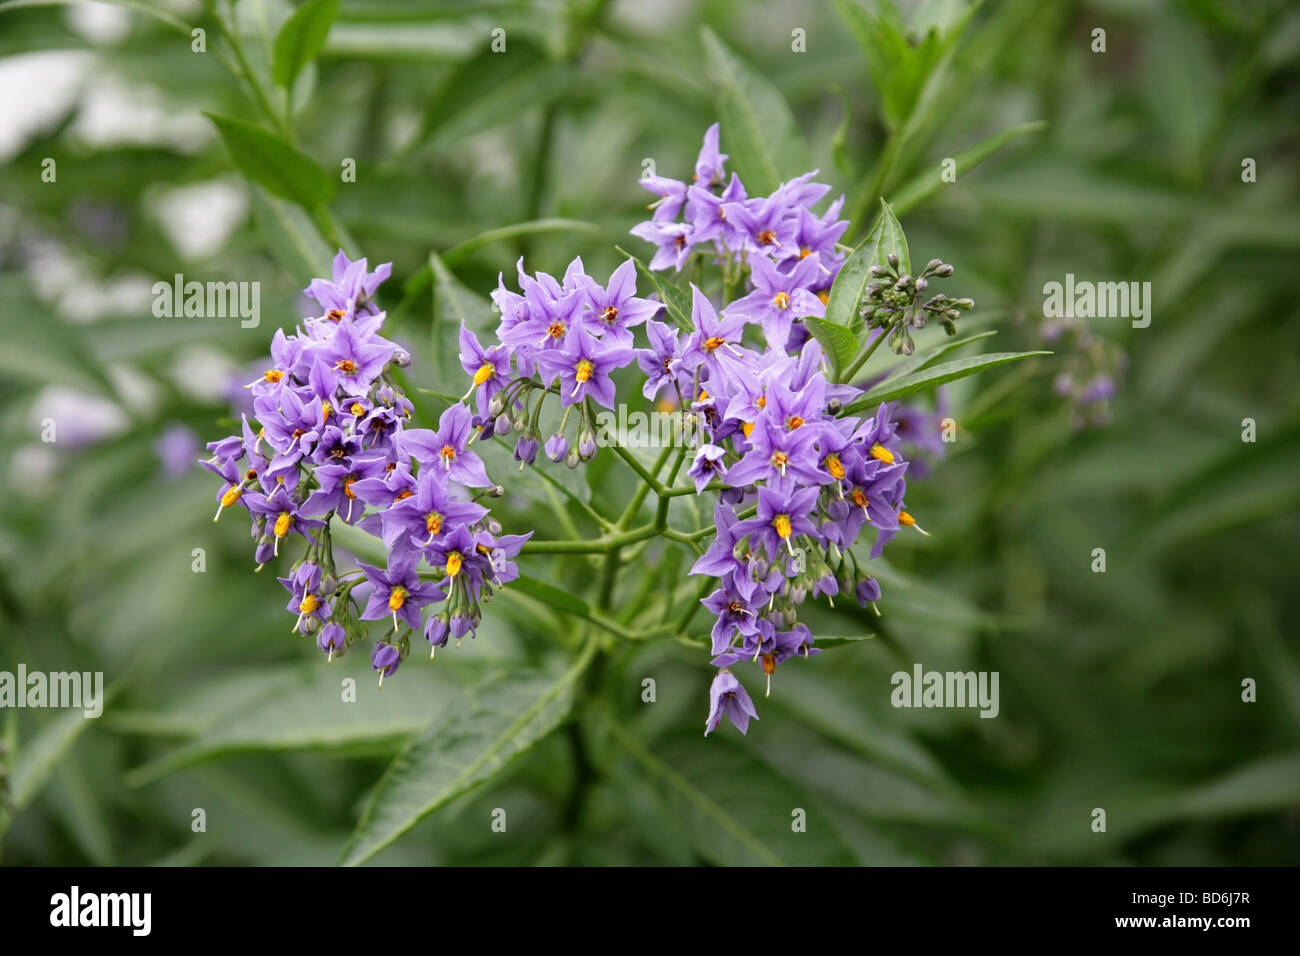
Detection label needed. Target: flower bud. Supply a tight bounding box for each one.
[488,393,506,418]
[391,348,412,368]
[578,429,597,459]
[494,412,512,435]
[564,447,581,469]
[545,433,569,463]
[886,252,899,269]
[514,433,539,465]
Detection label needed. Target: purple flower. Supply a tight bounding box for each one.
[316,320,395,397]
[377,466,488,561]
[396,402,492,488]
[358,557,445,632]
[459,322,512,408]
[535,324,634,409]
[371,641,402,686]
[705,669,758,736]
[318,622,346,660]
[579,258,662,346]
[693,122,728,188]
[243,484,326,558]
[304,249,392,318]
[733,483,820,562]
[731,252,826,350]
[688,443,727,493]
[629,220,695,272]
[636,319,687,401]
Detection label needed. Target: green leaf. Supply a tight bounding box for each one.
[9,683,119,809]
[700,27,811,196]
[875,329,998,383]
[205,112,336,210]
[339,642,597,865]
[803,317,859,379]
[249,186,335,280]
[845,350,1049,413]
[272,0,340,90]
[892,120,1047,215]
[617,247,693,333]
[124,663,469,786]
[823,199,909,347]
[812,633,876,651]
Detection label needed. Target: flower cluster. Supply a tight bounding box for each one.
[629,126,930,735]
[202,124,953,738]
[201,251,529,683]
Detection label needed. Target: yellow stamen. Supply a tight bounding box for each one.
[388,587,406,612]
[326,309,345,322]
[273,511,292,538]
[786,415,805,430]
[440,444,456,471]
[799,247,812,259]
[825,454,845,480]
[426,512,442,536]
[350,402,365,416]
[600,305,619,324]
[221,486,242,507]
[335,359,357,374]
[300,593,320,615]
[703,336,726,352]
[575,359,594,384]
[446,552,463,578]
[322,401,332,421]
[770,451,788,476]
[742,422,755,438]
[899,511,931,536]
[869,443,895,464]
[773,514,792,539]
[757,230,777,245]
[263,369,283,383]
[817,291,829,305]
[773,291,790,310]
[473,363,495,386]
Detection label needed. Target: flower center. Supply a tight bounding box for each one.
[575,359,594,384]
[343,478,357,499]
[727,601,745,614]
[394,489,414,501]
[300,593,320,615]
[221,486,243,507]
[799,247,812,259]
[326,309,345,322]
[322,402,332,421]
[446,552,463,578]
[335,359,357,374]
[473,363,495,386]
[440,444,456,464]
[350,402,365,416]
[546,322,566,339]
[770,451,789,472]
[825,454,845,480]
[426,512,443,536]
[274,511,292,537]
[786,415,805,430]
[869,443,895,464]
[263,369,283,383]
[773,514,792,539]
[773,291,790,310]
[600,306,619,325]
[704,336,726,351]
[850,489,868,509]
[388,587,406,611]
[757,230,777,245]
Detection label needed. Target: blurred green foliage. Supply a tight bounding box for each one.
[0,0,1297,866]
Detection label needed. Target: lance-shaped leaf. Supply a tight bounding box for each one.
[822,199,910,365]
[205,112,336,210]
[701,27,811,196]
[339,642,597,866]
[272,0,340,90]
[845,350,1049,413]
